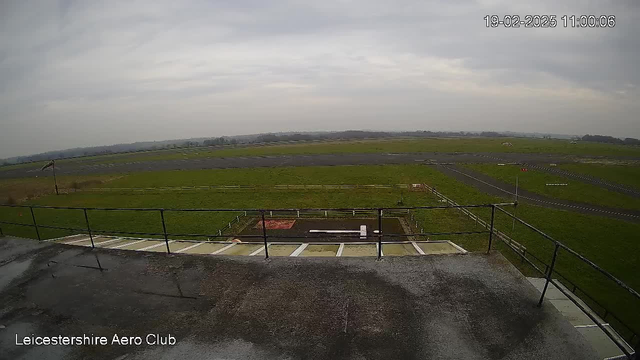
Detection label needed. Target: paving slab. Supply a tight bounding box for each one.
[218,243,262,256]
[341,244,378,257]
[417,242,462,255]
[180,242,228,254]
[265,244,298,256]
[300,244,340,257]
[383,243,419,256]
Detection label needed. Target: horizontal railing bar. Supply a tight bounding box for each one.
[0,203,512,212]
[495,205,640,302]
[0,221,35,227]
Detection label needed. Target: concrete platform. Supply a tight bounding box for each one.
[528,277,634,359]
[0,236,598,360]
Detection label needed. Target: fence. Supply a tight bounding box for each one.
[0,202,638,358]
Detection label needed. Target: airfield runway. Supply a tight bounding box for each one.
[435,164,640,222]
[2,151,637,179]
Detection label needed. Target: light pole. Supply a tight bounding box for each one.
[42,160,59,195]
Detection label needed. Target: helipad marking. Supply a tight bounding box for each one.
[111,239,146,249]
[211,243,236,255]
[336,243,345,257]
[139,241,174,251]
[290,243,309,257]
[412,242,426,255]
[176,242,204,253]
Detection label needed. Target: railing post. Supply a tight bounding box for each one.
[377,208,383,260]
[83,209,95,248]
[261,210,269,259]
[30,206,41,241]
[538,243,560,307]
[487,205,496,254]
[0,223,4,237]
[160,210,170,254]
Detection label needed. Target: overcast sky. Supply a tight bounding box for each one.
[1,0,639,158]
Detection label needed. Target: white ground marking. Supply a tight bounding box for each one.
[175,242,205,253]
[574,324,610,328]
[336,243,345,257]
[210,243,236,255]
[447,241,469,254]
[138,241,174,251]
[111,239,146,249]
[290,243,309,257]
[411,242,426,255]
[93,238,125,247]
[249,244,268,256]
[63,237,93,245]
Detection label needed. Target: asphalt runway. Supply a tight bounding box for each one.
[1,151,631,179]
[434,164,640,223]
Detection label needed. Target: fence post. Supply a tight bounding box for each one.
[261,210,269,259]
[160,210,170,254]
[30,206,41,241]
[377,208,383,260]
[538,243,560,307]
[487,205,496,254]
[83,209,95,248]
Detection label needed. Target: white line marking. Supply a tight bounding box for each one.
[138,241,174,251]
[574,324,609,328]
[249,245,268,256]
[176,242,205,253]
[336,243,345,257]
[63,236,93,244]
[290,243,309,257]
[447,241,469,254]
[412,241,425,255]
[211,243,236,255]
[111,239,146,249]
[94,238,125,247]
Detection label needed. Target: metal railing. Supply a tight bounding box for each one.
[494,205,639,359]
[0,201,637,358]
[0,203,508,257]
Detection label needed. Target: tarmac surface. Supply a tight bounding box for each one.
[435,164,640,223]
[0,236,598,360]
[1,151,630,179]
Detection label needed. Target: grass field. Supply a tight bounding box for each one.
[559,163,640,190]
[464,164,640,211]
[4,137,639,171]
[0,163,638,339]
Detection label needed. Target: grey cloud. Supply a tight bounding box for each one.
[0,0,639,158]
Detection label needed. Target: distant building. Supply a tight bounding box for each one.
[502,142,513,146]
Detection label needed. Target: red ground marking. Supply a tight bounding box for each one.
[255,219,296,230]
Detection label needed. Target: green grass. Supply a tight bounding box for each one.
[0,163,638,338]
[465,164,640,211]
[27,137,640,167]
[559,163,640,191]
